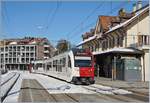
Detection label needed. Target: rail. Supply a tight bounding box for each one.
[1,73,20,102]
[1,73,16,86]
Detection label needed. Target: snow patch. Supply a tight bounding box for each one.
[32,73,94,94]
[92,84,132,94]
[77,35,96,46]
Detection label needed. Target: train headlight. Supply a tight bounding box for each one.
[89,69,92,72]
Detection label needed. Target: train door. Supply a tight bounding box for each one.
[66,55,72,81]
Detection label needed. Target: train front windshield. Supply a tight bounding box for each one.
[74,56,92,67]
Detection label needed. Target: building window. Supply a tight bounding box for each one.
[117,36,120,47]
[112,37,115,48]
[30,46,34,51]
[26,46,29,51]
[119,36,123,47]
[96,43,99,51]
[17,46,20,51]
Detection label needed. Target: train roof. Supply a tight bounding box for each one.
[32,48,90,63]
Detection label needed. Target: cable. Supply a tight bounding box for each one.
[69,21,96,40]
[68,1,130,44]
[46,1,60,30]
[64,2,104,39]
[1,2,9,38]
[67,1,128,41]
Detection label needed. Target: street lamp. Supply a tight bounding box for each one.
[3,40,5,72]
[17,54,21,70]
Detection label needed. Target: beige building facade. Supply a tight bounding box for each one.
[77,4,150,81]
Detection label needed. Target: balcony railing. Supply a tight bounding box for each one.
[44,50,49,53]
[44,44,50,47]
[138,35,150,46]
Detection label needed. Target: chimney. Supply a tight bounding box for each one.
[137,1,142,10]
[133,3,136,12]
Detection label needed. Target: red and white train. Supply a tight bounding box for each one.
[31,49,95,85]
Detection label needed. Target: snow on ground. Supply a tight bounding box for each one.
[1,71,16,84]
[3,73,23,103]
[3,70,94,103]
[3,71,24,103]
[92,84,132,95]
[23,72,94,94]
[3,70,132,103]
[1,71,20,100]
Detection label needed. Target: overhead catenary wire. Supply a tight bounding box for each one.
[65,2,105,39]
[2,2,10,38]
[68,1,130,42]
[46,1,60,30]
[69,21,96,40]
[49,1,129,45]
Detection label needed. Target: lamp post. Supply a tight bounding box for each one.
[4,40,5,72]
[20,47,24,71]
[17,54,21,70]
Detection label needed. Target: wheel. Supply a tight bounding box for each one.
[75,81,82,85]
[90,80,95,84]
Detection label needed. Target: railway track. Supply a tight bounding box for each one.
[93,84,149,102]
[64,93,79,102]
[32,72,149,102]
[1,73,20,102]
[1,72,16,86]
[18,79,79,102]
[82,85,149,102]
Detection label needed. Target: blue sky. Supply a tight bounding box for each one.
[1,1,149,46]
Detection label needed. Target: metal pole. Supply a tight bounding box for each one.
[0,1,2,102]
[113,56,117,80]
[3,40,5,71]
[68,41,70,50]
[114,56,117,80]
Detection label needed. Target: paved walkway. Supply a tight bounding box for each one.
[18,79,56,102]
[95,77,149,96]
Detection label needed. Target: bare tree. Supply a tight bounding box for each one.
[56,39,70,54]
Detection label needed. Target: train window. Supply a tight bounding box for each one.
[56,60,58,71]
[60,59,63,72]
[57,60,60,72]
[49,62,52,68]
[75,60,92,67]
[62,58,66,67]
[47,64,49,70]
[47,62,52,71]
[68,56,71,68]
[53,60,56,67]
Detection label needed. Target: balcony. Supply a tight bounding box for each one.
[44,56,49,59]
[138,35,150,49]
[44,44,50,47]
[44,50,49,53]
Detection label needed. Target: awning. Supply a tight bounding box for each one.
[92,47,143,55]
